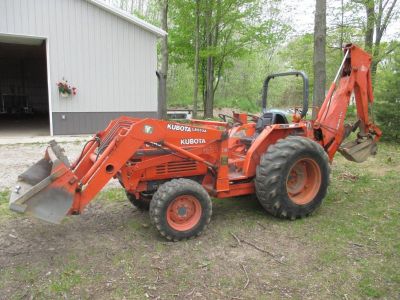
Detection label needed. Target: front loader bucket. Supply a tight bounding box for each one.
[9,141,75,224]
[338,137,377,163]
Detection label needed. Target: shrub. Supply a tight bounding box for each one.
[375,48,400,141]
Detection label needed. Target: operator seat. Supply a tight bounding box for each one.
[255,112,288,133]
[241,111,288,146]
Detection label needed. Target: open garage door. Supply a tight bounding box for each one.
[0,36,50,137]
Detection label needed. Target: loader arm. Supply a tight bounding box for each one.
[9,117,225,223]
[314,44,382,162]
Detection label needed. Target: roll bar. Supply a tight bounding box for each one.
[261,71,309,118]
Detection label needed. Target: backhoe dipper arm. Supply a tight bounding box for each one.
[314,44,382,161]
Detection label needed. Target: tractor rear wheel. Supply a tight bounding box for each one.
[126,192,151,211]
[149,178,212,241]
[255,136,330,219]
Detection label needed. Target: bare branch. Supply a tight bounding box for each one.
[230,232,241,246]
[380,0,398,35]
[240,264,250,289]
[385,43,400,56]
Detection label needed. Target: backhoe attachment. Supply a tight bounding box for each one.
[314,44,381,162]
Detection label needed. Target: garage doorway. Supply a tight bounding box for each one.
[0,36,50,137]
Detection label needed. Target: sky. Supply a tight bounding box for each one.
[284,0,399,41]
[105,0,399,42]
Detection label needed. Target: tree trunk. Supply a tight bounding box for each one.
[313,0,326,118]
[201,58,206,116]
[362,0,399,83]
[158,0,168,119]
[205,52,214,118]
[364,0,375,54]
[340,0,344,53]
[204,0,214,119]
[193,0,200,118]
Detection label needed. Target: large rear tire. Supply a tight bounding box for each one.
[150,179,212,241]
[255,136,330,219]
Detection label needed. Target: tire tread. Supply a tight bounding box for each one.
[149,178,212,241]
[255,136,330,219]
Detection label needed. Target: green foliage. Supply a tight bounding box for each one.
[375,46,400,141]
[112,0,399,118]
[214,51,272,111]
[167,63,194,107]
[167,0,290,111]
[214,97,259,112]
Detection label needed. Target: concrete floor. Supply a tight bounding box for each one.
[0,115,50,137]
[0,116,91,145]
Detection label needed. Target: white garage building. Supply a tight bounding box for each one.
[0,0,165,135]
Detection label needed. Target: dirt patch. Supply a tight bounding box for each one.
[337,171,359,182]
[0,197,321,299]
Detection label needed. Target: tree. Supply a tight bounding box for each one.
[353,0,399,80]
[193,0,200,118]
[204,0,217,118]
[313,0,327,116]
[375,44,400,140]
[202,0,275,118]
[158,0,168,119]
[170,0,288,118]
[277,34,315,106]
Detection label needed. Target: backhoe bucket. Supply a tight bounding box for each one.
[9,141,75,224]
[338,137,377,163]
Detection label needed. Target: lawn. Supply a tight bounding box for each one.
[0,142,399,299]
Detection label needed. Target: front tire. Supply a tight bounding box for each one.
[126,192,151,210]
[255,136,330,219]
[149,179,212,241]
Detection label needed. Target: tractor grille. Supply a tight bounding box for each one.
[155,160,197,175]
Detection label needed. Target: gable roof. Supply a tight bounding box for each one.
[86,0,167,37]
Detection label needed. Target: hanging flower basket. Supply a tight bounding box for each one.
[57,79,77,98]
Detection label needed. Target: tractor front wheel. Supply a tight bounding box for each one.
[149,179,212,241]
[255,136,330,219]
[126,192,152,211]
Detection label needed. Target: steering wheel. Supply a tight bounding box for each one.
[218,113,243,125]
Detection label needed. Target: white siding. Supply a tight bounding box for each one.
[0,0,158,113]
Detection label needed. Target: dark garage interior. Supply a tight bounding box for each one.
[0,40,50,136]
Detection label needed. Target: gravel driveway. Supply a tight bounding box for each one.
[0,140,119,191]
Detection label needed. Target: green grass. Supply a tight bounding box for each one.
[98,188,126,202]
[0,189,14,222]
[289,142,400,298]
[49,263,83,294]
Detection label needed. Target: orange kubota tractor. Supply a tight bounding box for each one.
[9,44,381,241]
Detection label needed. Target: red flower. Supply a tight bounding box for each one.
[57,79,77,96]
